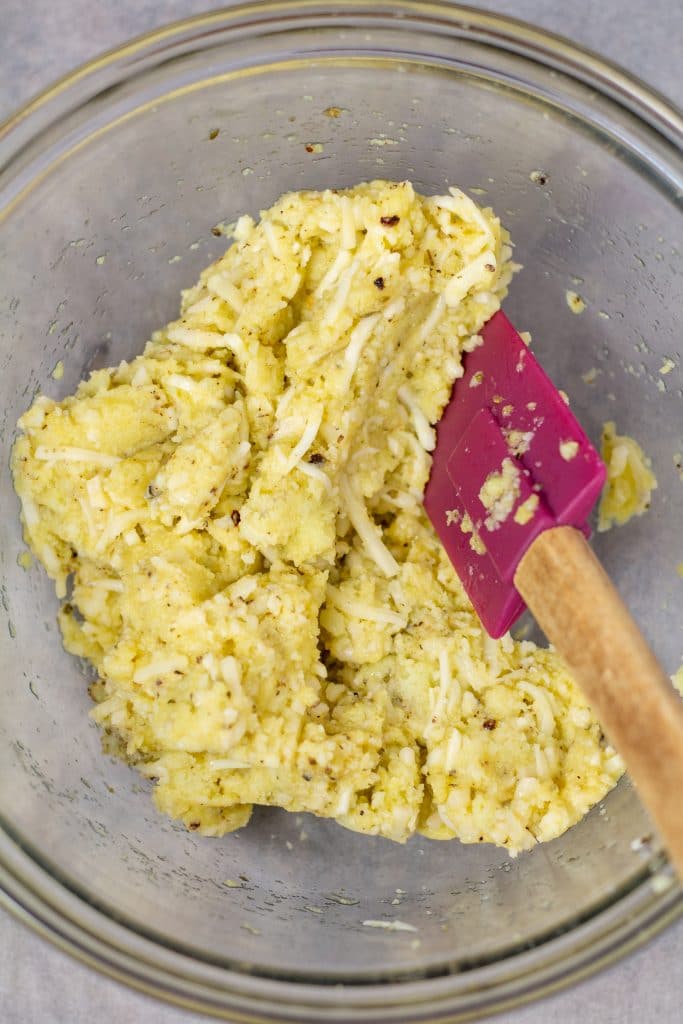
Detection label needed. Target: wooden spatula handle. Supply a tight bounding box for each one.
[515,525,683,878]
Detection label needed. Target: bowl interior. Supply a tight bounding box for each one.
[1,6,681,988]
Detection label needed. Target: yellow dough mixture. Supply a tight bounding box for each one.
[597,420,658,532]
[12,181,624,852]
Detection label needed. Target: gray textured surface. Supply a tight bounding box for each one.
[1,1,682,1022]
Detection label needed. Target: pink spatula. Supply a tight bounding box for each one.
[425,311,683,874]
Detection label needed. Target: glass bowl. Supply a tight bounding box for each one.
[1,3,681,1020]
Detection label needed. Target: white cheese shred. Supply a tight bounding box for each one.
[281,407,323,475]
[343,314,381,388]
[397,386,436,451]
[413,294,446,349]
[323,262,357,326]
[34,446,121,468]
[326,585,407,629]
[339,475,399,578]
[297,459,333,492]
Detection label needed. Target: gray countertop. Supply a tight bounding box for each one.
[1,1,682,1022]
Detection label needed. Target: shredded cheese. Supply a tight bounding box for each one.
[323,262,357,326]
[412,294,446,349]
[12,179,624,854]
[34,446,121,468]
[397,386,436,451]
[206,273,244,312]
[326,585,407,629]
[339,475,399,577]
[166,324,225,350]
[342,314,381,388]
[280,407,323,474]
[297,459,333,492]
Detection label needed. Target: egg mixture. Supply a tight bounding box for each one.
[12,181,626,852]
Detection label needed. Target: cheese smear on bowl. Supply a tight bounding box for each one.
[12,181,623,852]
[597,421,657,532]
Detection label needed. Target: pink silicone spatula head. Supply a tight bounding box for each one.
[424,311,606,638]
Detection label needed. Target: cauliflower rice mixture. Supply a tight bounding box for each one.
[12,181,623,852]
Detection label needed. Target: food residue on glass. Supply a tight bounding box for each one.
[597,421,657,532]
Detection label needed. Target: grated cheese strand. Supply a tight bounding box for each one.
[206,273,244,312]
[297,459,333,492]
[323,262,357,326]
[34,446,121,468]
[397,385,436,451]
[281,407,323,475]
[412,294,446,349]
[339,195,357,250]
[326,584,407,629]
[314,249,352,297]
[342,314,381,388]
[339,475,399,578]
[444,251,497,307]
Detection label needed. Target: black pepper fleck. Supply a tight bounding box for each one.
[231,509,241,526]
[373,276,385,289]
[380,215,400,226]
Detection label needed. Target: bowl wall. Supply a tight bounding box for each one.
[1,3,681,1018]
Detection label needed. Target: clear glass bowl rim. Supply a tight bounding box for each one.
[1,3,682,1021]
